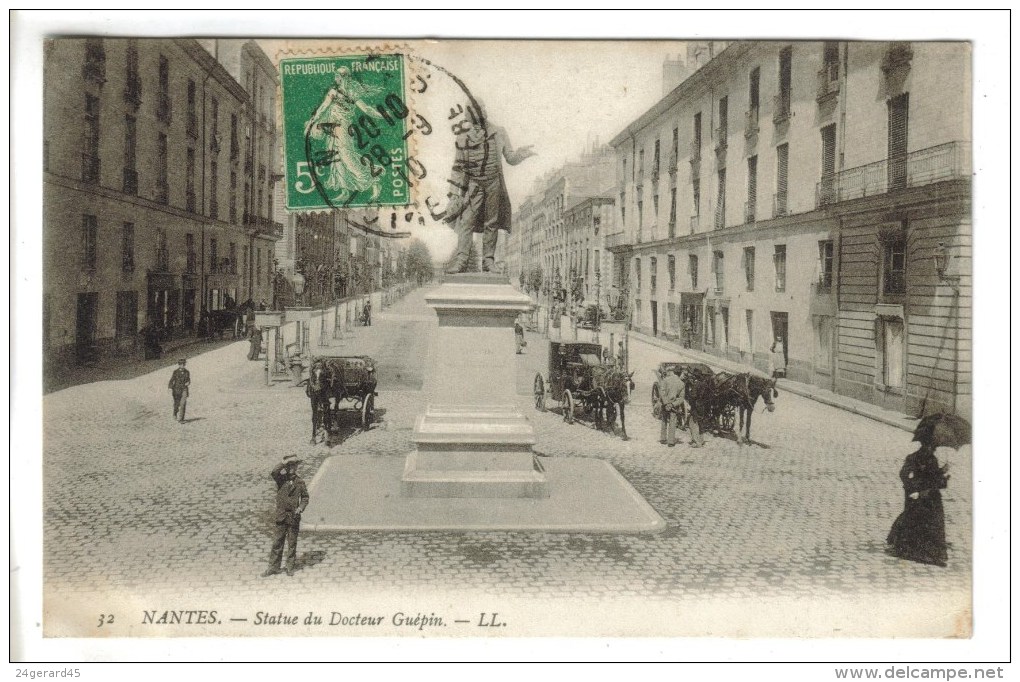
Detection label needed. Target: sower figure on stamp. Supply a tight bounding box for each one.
[432,102,536,274]
[262,454,310,577]
[167,358,190,423]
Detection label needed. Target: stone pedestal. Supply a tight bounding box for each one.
[401,273,547,498]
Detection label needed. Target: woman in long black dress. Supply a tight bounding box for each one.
[887,443,950,567]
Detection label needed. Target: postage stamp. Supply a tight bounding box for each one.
[281,54,410,211]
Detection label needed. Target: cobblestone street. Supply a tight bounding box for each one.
[42,286,972,638]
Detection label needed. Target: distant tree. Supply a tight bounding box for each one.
[518,269,526,290]
[405,239,434,285]
[527,264,544,294]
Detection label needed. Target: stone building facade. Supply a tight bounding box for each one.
[43,38,282,364]
[608,40,970,417]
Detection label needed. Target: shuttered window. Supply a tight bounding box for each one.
[776,143,789,215]
[747,155,758,222]
[887,93,909,189]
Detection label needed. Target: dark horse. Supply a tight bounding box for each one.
[305,360,331,444]
[591,365,636,441]
[713,372,777,444]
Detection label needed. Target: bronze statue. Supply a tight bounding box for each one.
[431,104,535,274]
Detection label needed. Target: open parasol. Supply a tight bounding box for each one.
[912,413,972,450]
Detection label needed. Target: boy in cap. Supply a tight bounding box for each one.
[262,454,310,577]
[167,358,190,423]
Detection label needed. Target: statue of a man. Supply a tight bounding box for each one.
[432,104,536,274]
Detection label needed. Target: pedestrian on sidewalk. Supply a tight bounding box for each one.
[262,455,310,577]
[657,366,685,447]
[247,325,263,361]
[514,319,526,354]
[886,442,950,567]
[167,358,190,423]
[769,340,787,379]
[363,300,372,326]
[682,319,692,349]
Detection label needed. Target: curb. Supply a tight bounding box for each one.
[631,331,918,434]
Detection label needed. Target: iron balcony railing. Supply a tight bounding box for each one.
[815,141,971,208]
[244,212,285,239]
[882,43,913,73]
[817,62,840,102]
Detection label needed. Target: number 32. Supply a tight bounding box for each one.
[98,614,114,627]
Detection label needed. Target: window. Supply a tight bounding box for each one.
[121,222,134,272]
[81,215,98,271]
[230,170,238,223]
[693,112,702,156]
[257,247,263,285]
[156,228,168,271]
[637,199,643,240]
[186,147,196,212]
[744,246,756,291]
[652,192,659,220]
[693,177,701,217]
[745,309,755,355]
[715,168,726,229]
[83,38,106,84]
[775,143,789,216]
[881,318,905,389]
[156,133,168,203]
[669,187,677,238]
[123,115,137,194]
[230,113,239,160]
[157,55,171,123]
[775,46,792,122]
[713,250,724,292]
[882,235,907,295]
[83,94,100,183]
[638,149,645,179]
[814,315,834,371]
[619,191,626,226]
[887,93,909,190]
[749,66,760,115]
[818,240,834,289]
[211,97,219,137]
[689,254,699,289]
[634,258,642,291]
[650,257,657,292]
[746,155,758,223]
[209,238,218,272]
[820,124,837,202]
[717,95,728,146]
[229,242,237,274]
[124,40,140,103]
[653,138,660,180]
[670,127,679,170]
[773,244,787,292]
[720,307,730,347]
[667,255,676,290]
[187,79,198,138]
[210,159,219,219]
[186,233,196,273]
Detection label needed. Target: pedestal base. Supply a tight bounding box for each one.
[400,405,548,499]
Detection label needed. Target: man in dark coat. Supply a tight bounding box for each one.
[167,358,190,423]
[436,105,536,274]
[262,455,310,577]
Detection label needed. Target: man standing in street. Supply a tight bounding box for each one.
[686,371,707,449]
[167,358,190,423]
[657,366,686,447]
[262,455,310,577]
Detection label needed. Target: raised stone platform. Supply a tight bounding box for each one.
[302,455,666,533]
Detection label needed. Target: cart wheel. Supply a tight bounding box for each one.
[563,389,575,424]
[361,393,375,430]
[533,373,546,411]
[720,405,736,433]
[651,382,661,419]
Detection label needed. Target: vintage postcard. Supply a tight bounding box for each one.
[12,10,1010,665]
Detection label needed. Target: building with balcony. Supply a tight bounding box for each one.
[608,40,970,417]
[44,38,282,365]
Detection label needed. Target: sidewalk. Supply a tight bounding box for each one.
[630,330,920,434]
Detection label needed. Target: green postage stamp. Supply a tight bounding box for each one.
[281,55,410,211]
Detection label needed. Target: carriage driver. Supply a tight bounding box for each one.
[657,366,686,448]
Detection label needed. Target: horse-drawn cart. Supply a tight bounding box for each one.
[533,340,633,438]
[305,355,379,443]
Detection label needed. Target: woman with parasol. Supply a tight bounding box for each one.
[886,413,970,567]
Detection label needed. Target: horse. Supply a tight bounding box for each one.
[711,372,777,444]
[591,364,636,440]
[305,359,332,444]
